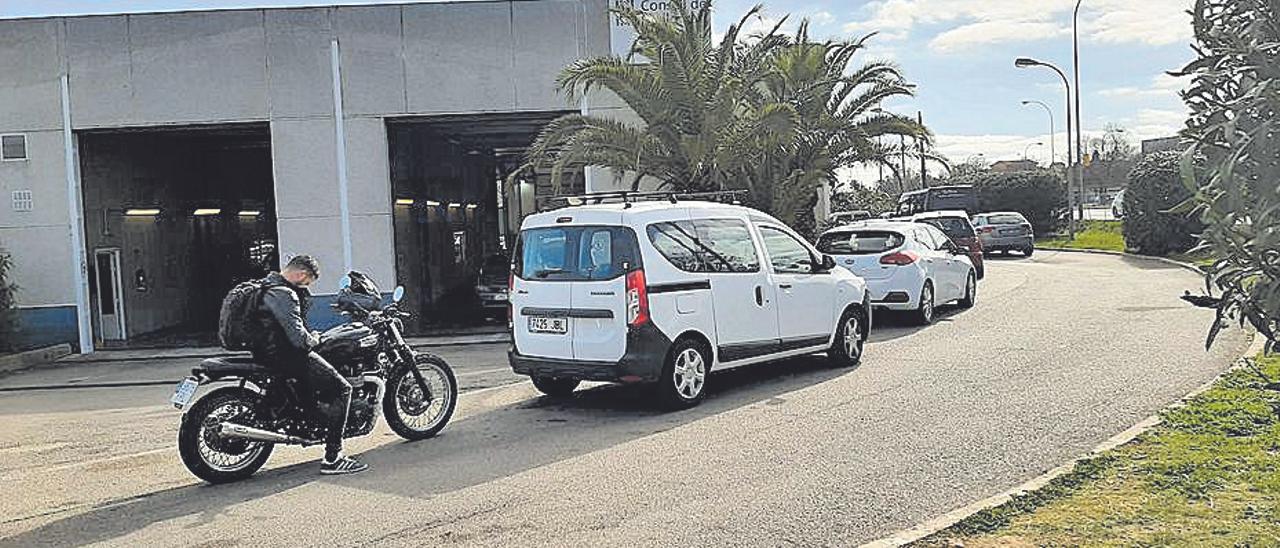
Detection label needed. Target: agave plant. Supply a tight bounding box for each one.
[1176,0,1280,351]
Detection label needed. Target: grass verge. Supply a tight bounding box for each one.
[912,353,1280,547]
[1037,220,1125,252]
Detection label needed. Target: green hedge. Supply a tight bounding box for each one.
[1122,151,1201,256]
[972,171,1068,236]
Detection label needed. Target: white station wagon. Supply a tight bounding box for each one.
[508,195,871,409]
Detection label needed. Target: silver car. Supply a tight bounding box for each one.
[972,212,1035,256]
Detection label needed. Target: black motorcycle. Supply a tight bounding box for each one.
[172,271,457,483]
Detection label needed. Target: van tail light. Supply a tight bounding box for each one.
[880,251,920,266]
[625,269,650,327]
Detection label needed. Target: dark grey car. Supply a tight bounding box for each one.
[972,212,1035,256]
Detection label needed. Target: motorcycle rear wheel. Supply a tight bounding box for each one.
[178,387,274,484]
[384,353,457,441]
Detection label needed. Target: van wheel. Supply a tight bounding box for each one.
[1023,246,1035,257]
[654,339,709,410]
[912,281,935,326]
[531,376,580,398]
[828,307,865,368]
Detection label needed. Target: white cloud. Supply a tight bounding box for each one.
[810,11,835,26]
[1098,73,1188,98]
[929,20,1068,52]
[840,0,1192,52]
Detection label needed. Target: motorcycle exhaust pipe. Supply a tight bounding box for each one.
[219,422,316,445]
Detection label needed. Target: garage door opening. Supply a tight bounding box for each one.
[78,123,276,347]
[388,112,582,334]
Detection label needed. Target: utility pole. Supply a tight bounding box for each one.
[918,111,928,188]
[899,135,907,193]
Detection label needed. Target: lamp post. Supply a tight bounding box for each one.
[1016,57,1076,237]
[1073,0,1085,221]
[1023,142,1044,162]
[1020,100,1056,165]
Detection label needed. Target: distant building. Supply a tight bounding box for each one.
[1141,136,1184,155]
[989,159,1039,173]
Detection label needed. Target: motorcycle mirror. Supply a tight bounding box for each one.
[392,286,405,303]
[339,275,351,290]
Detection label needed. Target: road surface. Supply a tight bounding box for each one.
[0,251,1249,547]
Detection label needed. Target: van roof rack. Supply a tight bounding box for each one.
[539,189,750,211]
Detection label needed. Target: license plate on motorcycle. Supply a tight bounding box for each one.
[528,316,568,335]
[170,377,199,409]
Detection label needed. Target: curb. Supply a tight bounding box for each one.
[859,332,1265,548]
[0,344,73,374]
[1034,246,1207,276]
[58,334,511,365]
[0,335,512,392]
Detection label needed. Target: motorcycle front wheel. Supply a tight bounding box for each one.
[178,387,274,484]
[383,353,457,441]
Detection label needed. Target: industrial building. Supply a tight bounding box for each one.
[0,0,635,352]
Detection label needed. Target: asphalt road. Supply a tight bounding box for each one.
[0,251,1249,547]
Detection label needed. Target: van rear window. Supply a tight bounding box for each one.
[514,226,640,281]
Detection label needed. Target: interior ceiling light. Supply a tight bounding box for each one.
[395,198,415,205]
[425,200,441,206]
[238,210,261,216]
[193,208,221,216]
[124,209,161,216]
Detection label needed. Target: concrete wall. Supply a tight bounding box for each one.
[0,0,612,348]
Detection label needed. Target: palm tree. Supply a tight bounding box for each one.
[519,0,939,232]
[753,23,933,231]
[520,0,789,193]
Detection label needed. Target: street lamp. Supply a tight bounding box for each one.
[1020,100,1055,165]
[1016,56,1077,236]
[1073,0,1085,222]
[1023,142,1044,161]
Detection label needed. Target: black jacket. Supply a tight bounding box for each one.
[253,272,319,357]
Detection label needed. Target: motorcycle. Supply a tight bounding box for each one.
[171,271,457,483]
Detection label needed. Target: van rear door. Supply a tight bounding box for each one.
[569,227,641,362]
[512,228,575,360]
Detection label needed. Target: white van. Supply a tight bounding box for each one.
[507,197,871,409]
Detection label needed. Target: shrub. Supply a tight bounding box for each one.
[1121,151,1202,256]
[1178,0,1280,349]
[0,250,18,353]
[971,171,1068,236]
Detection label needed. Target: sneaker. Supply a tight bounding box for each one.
[320,455,368,476]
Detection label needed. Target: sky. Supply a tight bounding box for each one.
[0,0,1195,183]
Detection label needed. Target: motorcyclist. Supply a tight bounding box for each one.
[253,255,368,475]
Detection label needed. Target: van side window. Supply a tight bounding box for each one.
[647,219,760,273]
[758,226,815,274]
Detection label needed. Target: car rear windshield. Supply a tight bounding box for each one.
[978,214,1027,225]
[919,217,975,239]
[818,230,905,255]
[515,226,641,281]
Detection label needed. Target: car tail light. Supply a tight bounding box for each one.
[880,251,919,266]
[979,226,994,234]
[625,269,650,327]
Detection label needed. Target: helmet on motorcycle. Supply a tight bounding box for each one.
[337,270,382,311]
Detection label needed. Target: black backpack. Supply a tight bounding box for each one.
[218,278,272,350]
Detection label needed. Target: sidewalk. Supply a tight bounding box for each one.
[0,332,510,392]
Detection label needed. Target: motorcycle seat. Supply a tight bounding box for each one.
[193,356,273,379]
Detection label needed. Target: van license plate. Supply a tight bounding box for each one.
[170,377,200,409]
[529,316,568,334]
